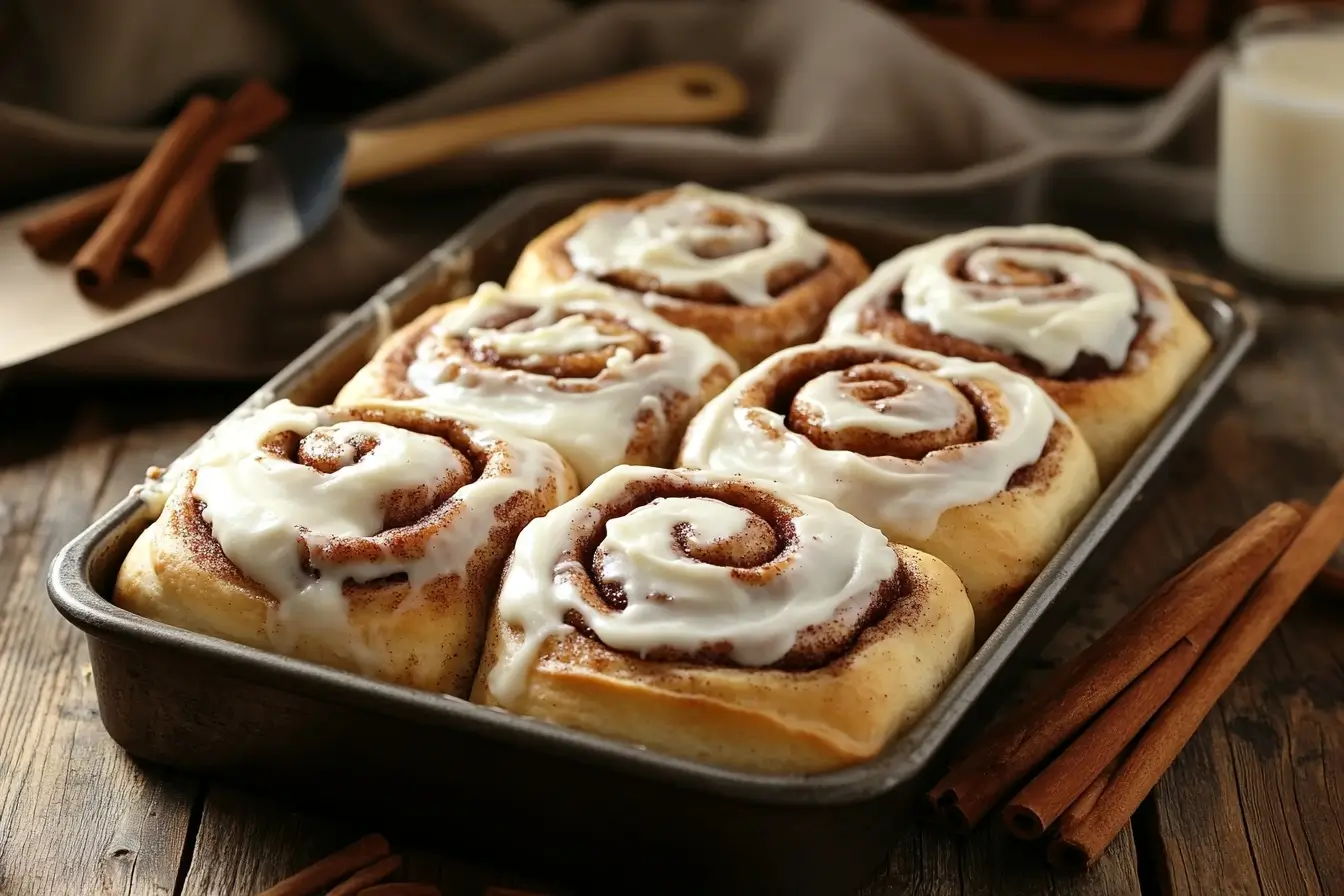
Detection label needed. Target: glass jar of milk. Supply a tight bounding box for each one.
[1218,4,1344,286]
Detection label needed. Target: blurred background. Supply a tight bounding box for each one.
[1,0,1338,379]
[2,0,1313,141]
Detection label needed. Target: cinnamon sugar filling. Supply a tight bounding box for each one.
[739,347,1017,462]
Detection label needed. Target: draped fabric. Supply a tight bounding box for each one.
[0,0,1226,378]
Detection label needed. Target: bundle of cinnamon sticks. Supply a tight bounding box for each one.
[21,79,289,299]
[928,472,1344,870]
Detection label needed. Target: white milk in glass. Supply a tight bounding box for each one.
[1218,14,1344,285]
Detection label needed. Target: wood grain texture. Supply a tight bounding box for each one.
[1117,241,1344,896]
[0,386,219,896]
[860,551,1156,894]
[862,820,1141,894]
[180,786,553,896]
[180,786,360,896]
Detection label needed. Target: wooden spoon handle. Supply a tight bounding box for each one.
[342,62,747,188]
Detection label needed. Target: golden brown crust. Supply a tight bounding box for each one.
[506,188,872,368]
[922,424,1094,638]
[113,404,577,697]
[472,544,972,774]
[469,468,975,774]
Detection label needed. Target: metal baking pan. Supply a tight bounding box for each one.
[48,177,1258,896]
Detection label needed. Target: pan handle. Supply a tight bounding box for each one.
[341,63,748,188]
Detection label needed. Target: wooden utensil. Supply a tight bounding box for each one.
[0,62,747,371]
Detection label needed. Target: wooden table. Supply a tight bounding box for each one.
[1,229,1341,896]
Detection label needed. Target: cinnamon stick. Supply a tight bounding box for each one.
[355,885,441,896]
[20,174,131,258]
[1055,754,1122,833]
[1286,499,1315,518]
[326,855,403,896]
[1003,519,1297,839]
[22,80,286,261]
[927,501,1305,832]
[72,95,221,296]
[254,833,390,896]
[1051,475,1344,871]
[999,522,1230,839]
[1283,501,1343,597]
[128,79,289,279]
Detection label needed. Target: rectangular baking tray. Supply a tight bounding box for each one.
[48,177,1258,896]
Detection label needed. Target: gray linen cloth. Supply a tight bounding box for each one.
[0,0,1229,379]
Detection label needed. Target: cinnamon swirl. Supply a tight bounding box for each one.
[824,225,1212,480]
[679,340,1100,638]
[471,465,975,774]
[114,400,577,696]
[505,183,871,368]
[334,281,737,487]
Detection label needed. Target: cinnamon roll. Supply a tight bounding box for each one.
[505,183,871,368]
[471,465,975,774]
[678,340,1100,638]
[824,225,1212,480]
[114,400,577,697]
[334,280,738,487]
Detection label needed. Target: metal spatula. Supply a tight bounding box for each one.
[0,63,747,371]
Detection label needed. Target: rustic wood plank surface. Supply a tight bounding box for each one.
[1128,236,1344,896]
[181,786,553,896]
[0,237,1340,896]
[0,387,221,896]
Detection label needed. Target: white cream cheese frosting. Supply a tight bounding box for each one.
[789,366,967,438]
[562,183,830,306]
[467,311,641,359]
[826,225,1176,375]
[679,339,1065,539]
[485,465,902,704]
[402,280,737,485]
[148,399,568,669]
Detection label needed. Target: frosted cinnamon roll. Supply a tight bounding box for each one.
[505,183,871,368]
[471,465,975,774]
[334,281,738,487]
[679,340,1100,638]
[824,225,1212,480]
[114,400,577,697]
